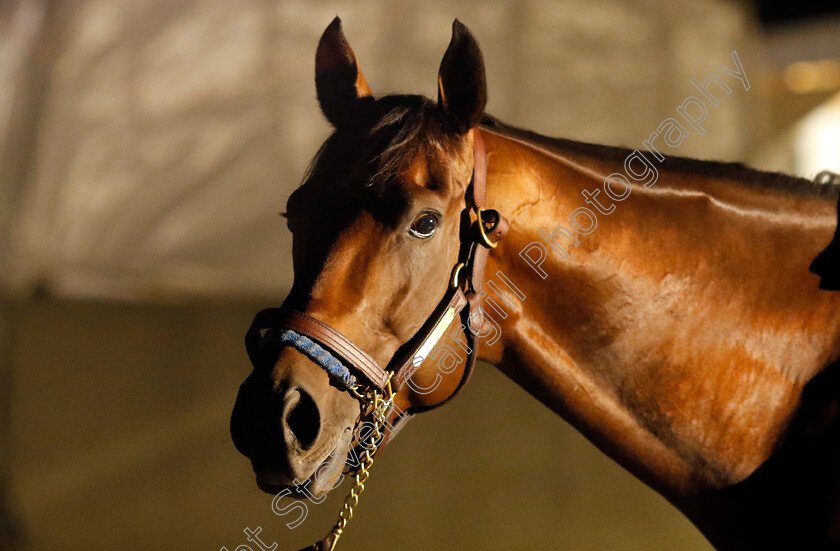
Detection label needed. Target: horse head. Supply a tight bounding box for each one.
[230,17,489,498]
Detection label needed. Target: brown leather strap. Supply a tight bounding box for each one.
[468,130,508,291]
[462,129,509,334]
[472,130,488,205]
[247,309,390,392]
[390,287,469,389]
[275,311,387,390]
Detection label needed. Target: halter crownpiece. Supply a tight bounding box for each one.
[244,128,508,550]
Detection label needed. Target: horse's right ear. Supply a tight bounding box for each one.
[315,17,373,128]
[437,20,487,134]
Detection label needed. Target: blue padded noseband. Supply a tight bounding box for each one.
[261,329,357,390]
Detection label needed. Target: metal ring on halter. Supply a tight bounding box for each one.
[475,207,498,248]
[349,371,394,408]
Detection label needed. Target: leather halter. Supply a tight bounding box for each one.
[245,128,508,444]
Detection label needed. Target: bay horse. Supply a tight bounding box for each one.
[231,17,840,550]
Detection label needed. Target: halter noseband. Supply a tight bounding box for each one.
[244,129,508,550]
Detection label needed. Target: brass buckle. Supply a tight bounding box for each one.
[450,262,466,289]
[475,207,498,249]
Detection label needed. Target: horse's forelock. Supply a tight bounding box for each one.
[300,95,459,196]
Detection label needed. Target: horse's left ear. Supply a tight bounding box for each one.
[437,20,487,134]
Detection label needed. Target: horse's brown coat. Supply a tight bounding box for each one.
[476,123,840,549]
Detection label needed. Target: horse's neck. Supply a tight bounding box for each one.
[478,126,840,498]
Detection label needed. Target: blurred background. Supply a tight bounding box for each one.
[1,0,839,549]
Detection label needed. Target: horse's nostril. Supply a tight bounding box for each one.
[286,389,320,450]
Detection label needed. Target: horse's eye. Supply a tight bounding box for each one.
[409,212,438,239]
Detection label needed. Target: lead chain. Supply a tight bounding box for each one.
[314,384,392,551]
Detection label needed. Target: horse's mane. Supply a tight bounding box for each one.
[480,115,838,198]
[298,95,836,200]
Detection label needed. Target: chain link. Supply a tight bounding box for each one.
[317,376,393,550]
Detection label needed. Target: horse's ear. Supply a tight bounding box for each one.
[315,17,373,128]
[437,20,487,134]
